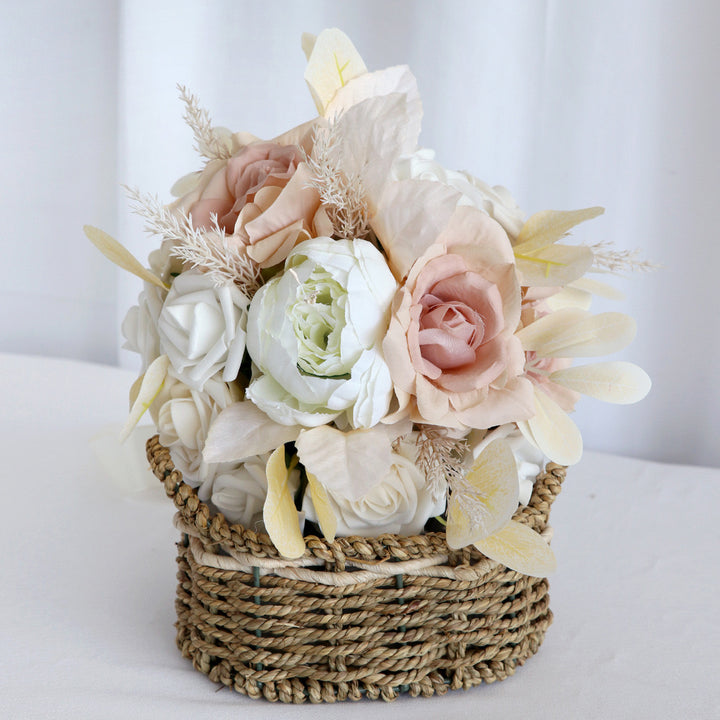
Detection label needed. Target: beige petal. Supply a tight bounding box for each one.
[550,361,651,404]
[445,438,519,549]
[372,179,460,279]
[304,28,367,115]
[295,425,395,502]
[306,472,337,543]
[203,401,302,463]
[84,225,168,290]
[515,243,594,287]
[301,32,316,61]
[475,519,557,577]
[525,388,583,465]
[517,309,636,358]
[120,355,170,442]
[263,446,306,559]
[514,207,604,255]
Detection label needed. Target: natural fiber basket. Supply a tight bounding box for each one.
[147,435,565,703]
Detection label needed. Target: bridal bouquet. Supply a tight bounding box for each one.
[86,29,650,575]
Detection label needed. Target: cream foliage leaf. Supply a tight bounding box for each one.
[550,361,651,404]
[306,472,337,543]
[475,520,557,577]
[445,439,519,550]
[120,355,170,442]
[84,225,168,290]
[514,207,604,255]
[515,243,594,287]
[304,28,367,115]
[263,446,305,559]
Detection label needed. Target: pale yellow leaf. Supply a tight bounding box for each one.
[522,388,583,466]
[169,171,201,198]
[475,520,557,577]
[515,243,594,287]
[546,285,593,312]
[550,361,651,404]
[120,355,170,442]
[514,207,604,255]
[445,439,519,549]
[570,277,625,301]
[128,373,143,408]
[306,472,337,543]
[304,28,367,115]
[301,32,316,60]
[517,309,636,358]
[263,446,306,559]
[84,225,168,290]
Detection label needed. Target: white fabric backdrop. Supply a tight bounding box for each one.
[2,0,719,466]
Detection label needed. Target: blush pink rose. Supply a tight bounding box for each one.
[383,206,534,429]
[172,120,329,268]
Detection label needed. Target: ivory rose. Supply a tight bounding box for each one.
[121,282,164,371]
[382,206,534,429]
[302,437,445,536]
[171,121,329,268]
[157,269,250,391]
[150,370,241,487]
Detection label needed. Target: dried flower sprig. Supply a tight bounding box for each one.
[588,240,659,274]
[177,84,232,162]
[125,186,262,296]
[415,425,468,505]
[305,121,371,241]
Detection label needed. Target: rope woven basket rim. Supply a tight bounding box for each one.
[146,434,566,573]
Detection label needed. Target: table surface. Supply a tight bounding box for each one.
[1,352,718,719]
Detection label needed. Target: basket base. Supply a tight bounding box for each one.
[173,537,552,703]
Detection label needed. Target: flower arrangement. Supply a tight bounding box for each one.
[86,28,651,576]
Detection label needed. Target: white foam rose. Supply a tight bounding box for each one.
[198,454,301,530]
[392,149,526,241]
[469,424,547,505]
[246,237,397,428]
[303,437,445,536]
[157,269,250,391]
[121,282,165,371]
[150,370,241,488]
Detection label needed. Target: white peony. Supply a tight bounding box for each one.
[157,269,250,391]
[121,282,165,371]
[469,424,547,505]
[303,437,445,536]
[150,370,241,487]
[245,237,397,428]
[392,149,526,241]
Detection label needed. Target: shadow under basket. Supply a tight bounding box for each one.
[147,435,565,703]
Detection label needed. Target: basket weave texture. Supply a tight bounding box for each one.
[147,435,565,703]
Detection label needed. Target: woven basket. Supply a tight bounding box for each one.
[147,435,565,703]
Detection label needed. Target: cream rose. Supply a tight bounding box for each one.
[150,370,241,487]
[245,237,397,428]
[383,206,534,429]
[157,269,249,391]
[121,282,164,371]
[302,438,445,536]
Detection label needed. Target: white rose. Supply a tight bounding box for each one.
[198,455,301,530]
[246,237,397,428]
[151,370,241,487]
[470,424,546,505]
[157,269,250,391]
[121,282,165,371]
[392,149,526,240]
[303,438,446,536]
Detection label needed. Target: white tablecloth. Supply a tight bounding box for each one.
[1,353,718,719]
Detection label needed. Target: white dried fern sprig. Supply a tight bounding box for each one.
[125,186,262,296]
[415,425,468,505]
[305,122,371,241]
[177,84,232,162]
[588,240,659,274]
